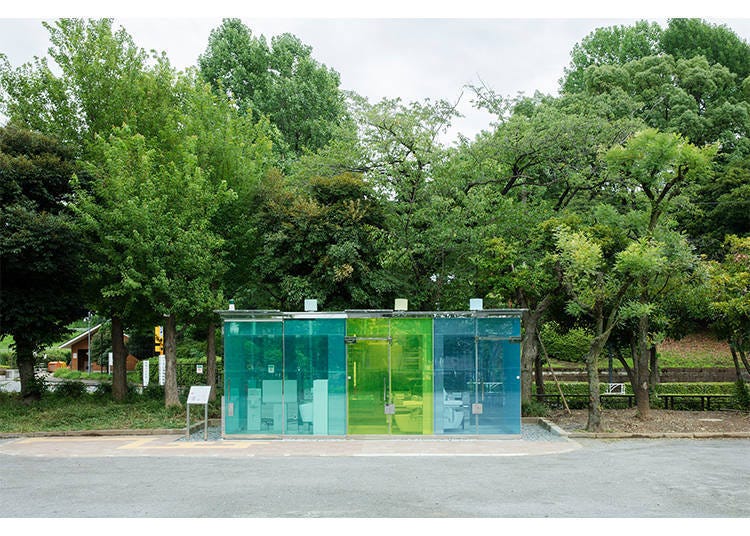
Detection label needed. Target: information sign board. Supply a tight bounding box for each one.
[187,385,212,405]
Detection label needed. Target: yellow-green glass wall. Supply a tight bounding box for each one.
[346,317,433,435]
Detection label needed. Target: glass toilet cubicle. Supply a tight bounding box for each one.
[221,309,521,437]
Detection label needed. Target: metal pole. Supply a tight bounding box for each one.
[204,402,208,441]
[87,313,91,374]
[475,319,479,434]
[186,404,190,439]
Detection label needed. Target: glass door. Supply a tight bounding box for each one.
[346,317,432,435]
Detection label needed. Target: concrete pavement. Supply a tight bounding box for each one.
[0,433,581,458]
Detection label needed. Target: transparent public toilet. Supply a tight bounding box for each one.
[220,307,522,438]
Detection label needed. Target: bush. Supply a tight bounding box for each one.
[541,322,592,363]
[733,380,750,410]
[141,384,165,401]
[92,382,113,397]
[40,347,70,365]
[0,351,14,367]
[53,380,88,399]
[522,400,549,417]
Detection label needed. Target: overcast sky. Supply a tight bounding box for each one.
[2,3,750,143]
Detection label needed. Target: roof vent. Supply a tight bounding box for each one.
[394,298,408,311]
[469,298,483,311]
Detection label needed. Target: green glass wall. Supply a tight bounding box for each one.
[346,317,433,435]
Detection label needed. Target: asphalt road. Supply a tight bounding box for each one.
[1,437,749,517]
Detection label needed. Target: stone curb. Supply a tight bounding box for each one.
[566,430,750,439]
[0,418,224,440]
[0,428,184,439]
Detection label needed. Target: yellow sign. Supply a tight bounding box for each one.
[154,326,164,354]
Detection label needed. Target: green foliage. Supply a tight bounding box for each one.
[541,322,593,363]
[53,380,88,398]
[141,384,165,401]
[199,18,347,162]
[0,391,191,433]
[0,351,14,367]
[521,400,550,417]
[0,125,85,398]
[733,380,750,409]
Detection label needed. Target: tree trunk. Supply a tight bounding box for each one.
[520,294,552,403]
[738,346,750,378]
[633,315,651,420]
[206,320,217,402]
[730,343,743,380]
[14,334,40,402]
[520,310,539,403]
[585,340,604,432]
[111,315,128,401]
[534,353,545,397]
[648,344,659,390]
[164,313,181,407]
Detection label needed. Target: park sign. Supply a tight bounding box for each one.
[186,385,212,441]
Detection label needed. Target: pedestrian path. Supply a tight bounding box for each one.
[0,433,581,458]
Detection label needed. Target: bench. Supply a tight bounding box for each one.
[659,393,733,411]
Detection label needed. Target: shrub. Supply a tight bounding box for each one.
[141,384,165,401]
[40,347,70,365]
[92,382,113,397]
[0,351,14,367]
[541,322,592,363]
[54,380,88,399]
[733,380,750,410]
[522,400,549,417]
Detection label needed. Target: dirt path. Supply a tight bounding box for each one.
[549,408,750,434]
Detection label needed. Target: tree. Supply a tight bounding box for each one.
[245,171,389,310]
[660,18,750,80]
[78,124,233,406]
[447,90,643,402]
[709,235,750,382]
[0,19,152,152]
[199,18,347,162]
[555,129,714,429]
[0,126,85,400]
[561,20,663,94]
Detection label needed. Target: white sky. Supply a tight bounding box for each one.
[2,2,750,143]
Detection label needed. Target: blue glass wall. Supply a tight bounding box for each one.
[433,316,521,435]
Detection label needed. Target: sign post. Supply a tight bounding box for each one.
[142,360,150,387]
[186,385,212,441]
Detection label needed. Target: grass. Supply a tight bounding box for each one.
[546,332,733,369]
[0,391,219,433]
[53,369,112,381]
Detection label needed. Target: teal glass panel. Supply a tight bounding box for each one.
[390,318,433,435]
[283,318,346,436]
[475,318,521,434]
[433,318,474,434]
[346,317,390,434]
[500,340,522,434]
[223,320,283,435]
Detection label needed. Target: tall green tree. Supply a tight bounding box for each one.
[78,124,233,406]
[199,18,347,162]
[556,129,714,429]
[0,126,85,400]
